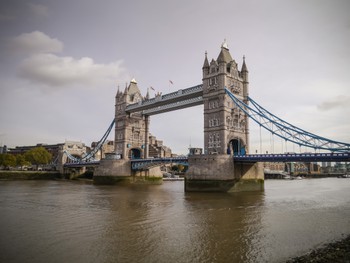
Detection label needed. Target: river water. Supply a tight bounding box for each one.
[0,178,349,263]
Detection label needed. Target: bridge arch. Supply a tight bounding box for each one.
[227,138,246,156]
[129,148,142,159]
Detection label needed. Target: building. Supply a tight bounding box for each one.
[91,140,115,160]
[0,145,7,154]
[148,134,172,158]
[189,148,203,155]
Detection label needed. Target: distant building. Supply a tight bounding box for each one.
[8,141,87,166]
[0,145,7,154]
[91,140,114,160]
[148,134,172,158]
[189,148,203,155]
[263,162,285,172]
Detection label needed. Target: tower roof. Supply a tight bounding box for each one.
[127,78,141,95]
[217,42,233,63]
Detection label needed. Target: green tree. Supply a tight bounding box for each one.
[24,147,52,169]
[0,154,16,169]
[16,154,31,169]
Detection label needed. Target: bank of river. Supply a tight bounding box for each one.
[288,234,350,262]
[0,170,60,180]
[0,178,349,262]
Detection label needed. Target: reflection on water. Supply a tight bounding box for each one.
[0,178,349,263]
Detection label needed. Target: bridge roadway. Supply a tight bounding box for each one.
[63,152,350,169]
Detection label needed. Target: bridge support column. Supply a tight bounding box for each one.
[185,154,264,192]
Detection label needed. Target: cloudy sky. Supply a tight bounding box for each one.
[0,0,349,155]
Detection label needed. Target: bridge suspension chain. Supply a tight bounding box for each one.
[225,88,350,152]
[64,118,115,163]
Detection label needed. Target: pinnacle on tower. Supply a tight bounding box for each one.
[124,82,128,94]
[145,89,150,100]
[202,51,209,69]
[116,85,120,97]
[241,55,248,72]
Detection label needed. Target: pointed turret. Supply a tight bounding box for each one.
[202,51,209,76]
[241,55,248,73]
[145,89,150,100]
[124,82,128,95]
[203,51,209,69]
[241,56,249,99]
[116,85,121,97]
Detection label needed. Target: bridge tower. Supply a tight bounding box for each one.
[185,42,263,192]
[202,41,249,156]
[114,79,149,160]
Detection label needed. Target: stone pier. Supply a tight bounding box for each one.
[185,154,264,192]
[93,159,163,185]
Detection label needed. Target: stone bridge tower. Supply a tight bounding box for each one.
[202,41,249,156]
[114,79,149,160]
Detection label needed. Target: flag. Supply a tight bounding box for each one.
[169,80,173,85]
[150,86,155,91]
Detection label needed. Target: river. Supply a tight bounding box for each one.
[0,178,349,263]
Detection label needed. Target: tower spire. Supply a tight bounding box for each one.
[202,50,209,69]
[241,55,248,72]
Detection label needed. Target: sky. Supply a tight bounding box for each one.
[0,0,349,155]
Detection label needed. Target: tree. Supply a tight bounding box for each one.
[16,154,31,169]
[24,147,52,169]
[0,154,17,169]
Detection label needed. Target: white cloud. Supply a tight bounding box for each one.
[18,53,129,88]
[10,31,63,54]
[28,3,48,17]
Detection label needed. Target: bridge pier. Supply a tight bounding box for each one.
[93,159,163,185]
[185,154,264,192]
[63,167,86,180]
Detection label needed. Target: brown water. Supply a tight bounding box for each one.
[0,178,349,263]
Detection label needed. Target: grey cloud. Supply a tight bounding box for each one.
[0,13,15,21]
[28,3,48,17]
[317,95,349,111]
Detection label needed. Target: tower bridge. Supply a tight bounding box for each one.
[64,41,350,191]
